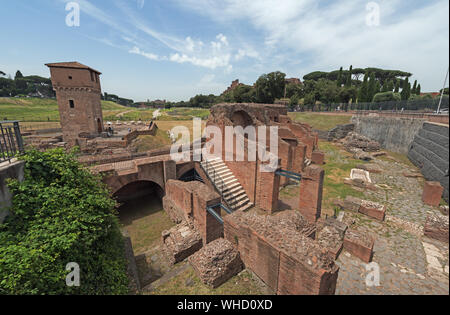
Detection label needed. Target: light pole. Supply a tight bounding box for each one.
[437,67,449,114]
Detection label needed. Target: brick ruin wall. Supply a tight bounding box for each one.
[206,103,322,214]
[163,180,223,244]
[223,210,339,295]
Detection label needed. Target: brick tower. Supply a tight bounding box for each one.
[46,62,104,146]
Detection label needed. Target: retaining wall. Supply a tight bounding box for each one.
[0,160,25,223]
[408,122,449,202]
[351,116,425,155]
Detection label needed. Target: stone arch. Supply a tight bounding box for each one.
[231,110,254,128]
[113,180,164,203]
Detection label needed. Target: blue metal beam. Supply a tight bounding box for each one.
[206,206,224,224]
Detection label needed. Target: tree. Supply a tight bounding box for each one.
[412,80,417,95]
[233,85,255,103]
[401,77,411,100]
[367,72,377,102]
[358,71,369,102]
[336,67,343,87]
[0,149,129,294]
[345,65,353,87]
[394,79,400,93]
[373,91,401,102]
[255,71,286,104]
[416,84,421,95]
[14,70,23,80]
[387,80,394,92]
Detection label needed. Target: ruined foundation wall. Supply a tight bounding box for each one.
[351,116,425,154]
[223,211,339,295]
[408,122,449,202]
[0,160,25,223]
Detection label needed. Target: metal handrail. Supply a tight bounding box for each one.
[200,155,237,211]
[0,121,24,163]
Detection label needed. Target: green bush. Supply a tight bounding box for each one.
[0,149,128,295]
[372,91,401,102]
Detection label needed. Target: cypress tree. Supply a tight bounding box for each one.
[412,80,417,95]
[367,72,376,102]
[417,84,421,95]
[401,77,410,100]
[358,71,369,102]
[337,67,343,87]
[394,79,400,93]
[387,80,394,92]
[345,65,353,87]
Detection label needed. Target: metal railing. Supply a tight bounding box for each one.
[200,156,237,211]
[276,169,302,182]
[0,121,24,163]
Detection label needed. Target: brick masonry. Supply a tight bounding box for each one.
[224,210,339,295]
[422,181,444,207]
[299,165,325,224]
[46,62,104,146]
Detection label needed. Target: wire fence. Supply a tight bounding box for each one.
[309,97,449,112]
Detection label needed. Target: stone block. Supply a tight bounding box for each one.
[343,196,363,212]
[422,181,444,207]
[359,200,386,221]
[162,222,203,265]
[189,238,243,288]
[424,212,449,243]
[343,229,374,263]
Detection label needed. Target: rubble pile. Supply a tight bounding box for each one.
[188,238,243,288]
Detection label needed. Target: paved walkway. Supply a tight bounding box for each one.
[335,157,449,295]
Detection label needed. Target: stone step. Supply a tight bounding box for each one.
[232,199,251,211]
[225,193,248,205]
[223,187,245,198]
[237,202,254,212]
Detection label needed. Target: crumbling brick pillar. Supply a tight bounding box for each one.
[422,181,444,207]
[299,165,325,223]
[192,186,222,244]
[311,151,325,165]
[255,165,281,214]
[293,143,306,173]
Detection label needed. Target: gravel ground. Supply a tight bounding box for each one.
[335,157,449,295]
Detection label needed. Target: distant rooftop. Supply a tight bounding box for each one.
[45,61,101,74]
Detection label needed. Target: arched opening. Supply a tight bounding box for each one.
[113,181,172,253]
[97,118,103,133]
[178,168,204,183]
[231,110,253,128]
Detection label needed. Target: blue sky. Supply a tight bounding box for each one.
[0,0,448,101]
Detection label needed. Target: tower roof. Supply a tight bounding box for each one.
[45,61,101,74]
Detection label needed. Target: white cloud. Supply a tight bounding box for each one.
[129,46,162,61]
[171,0,449,91]
[137,0,145,9]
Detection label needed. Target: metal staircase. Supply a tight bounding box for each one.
[200,156,253,212]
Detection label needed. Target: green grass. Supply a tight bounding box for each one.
[130,129,172,152]
[288,112,351,131]
[118,197,175,255]
[319,141,366,216]
[0,98,210,123]
[151,267,265,295]
[0,97,128,121]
